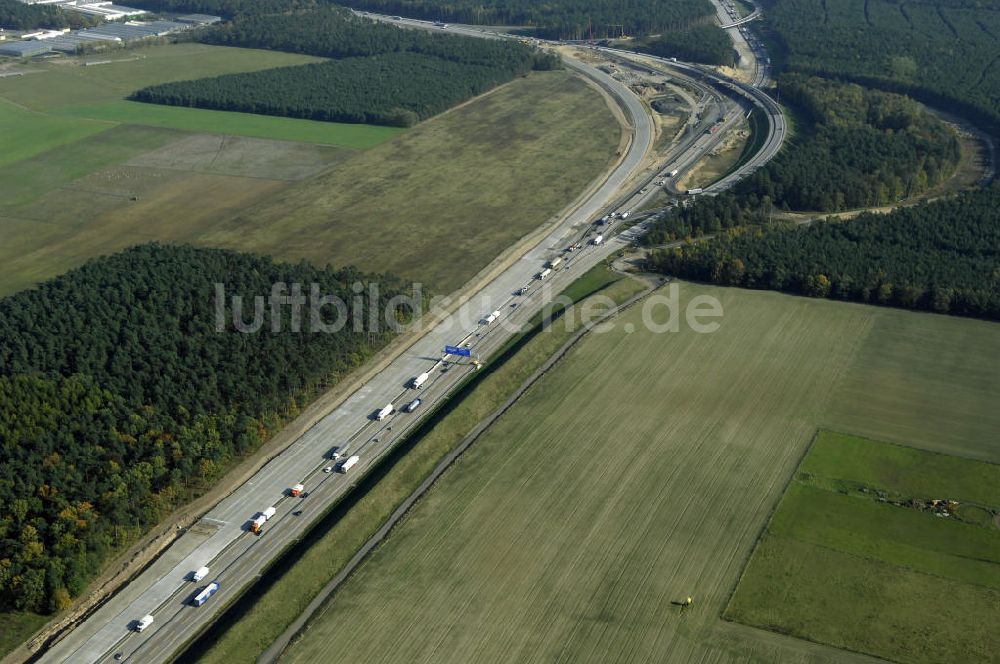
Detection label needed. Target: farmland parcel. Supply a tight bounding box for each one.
[281,284,1000,664]
[727,431,1000,664]
[0,46,618,295]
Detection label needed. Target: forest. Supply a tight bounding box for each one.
[131,6,553,127]
[0,244,411,613]
[646,186,1000,319]
[759,0,1000,137]
[340,0,714,40]
[133,51,544,126]
[742,75,959,211]
[638,24,734,67]
[0,0,99,29]
[641,75,960,244]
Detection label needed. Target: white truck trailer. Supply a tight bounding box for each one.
[547,257,562,269]
[135,614,154,632]
[592,234,604,246]
[411,372,429,389]
[192,581,219,607]
[192,566,209,582]
[338,455,360,473]
[376,403,394,420]
[536,268,551,280]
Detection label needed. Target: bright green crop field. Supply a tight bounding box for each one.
[726,431,1000,664]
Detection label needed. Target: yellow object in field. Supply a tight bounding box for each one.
[686,596,693,605]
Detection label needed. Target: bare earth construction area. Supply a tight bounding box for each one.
[280,284,1000,664]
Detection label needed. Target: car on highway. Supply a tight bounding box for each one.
[405,399,422,412]
[514,286,528,295]
[323,466,333,473]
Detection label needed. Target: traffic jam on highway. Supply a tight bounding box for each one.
[50,14,782,664]
[100,204,646,662]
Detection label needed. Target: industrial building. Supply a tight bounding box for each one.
[0,15,219,57]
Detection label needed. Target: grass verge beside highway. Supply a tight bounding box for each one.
[726,431,1000,664]
[184,265,647,664]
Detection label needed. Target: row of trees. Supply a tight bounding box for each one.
[0,244,411,613]
[639,24,735,67]
[133,50,542,126]
[0,0,99,29]
[343,0,715,40]
[759,0,1000,138]
[646,186,1000,319]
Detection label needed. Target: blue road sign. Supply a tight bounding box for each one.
[444,345,472,357]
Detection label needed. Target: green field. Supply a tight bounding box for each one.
[0,51,618,296]
[53,101,401,147]
[726,431,1000,663]
[280,285,1000,664]
[194,267,647,664]
[0,99,110,167]
[0,45,398,149]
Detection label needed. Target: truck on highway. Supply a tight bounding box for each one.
[592,234,604,246]
[250,506,277,534]
[338,455,360,473]
[536,268,551,280]
[135,614,153,632]
[667,169,679,177]
[290,483,304,497]
[686,188,704,195]
[192,566,209,582]
[376,403,394,420]
[620,210,630,219]
[411,372,429,389]
[482,310,501,324]
[547,257,562,269]
[250,514,267,534]
[192,581,219,607]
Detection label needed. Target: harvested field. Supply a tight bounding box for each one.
[198,70,621,294]
[280,285,1000,664]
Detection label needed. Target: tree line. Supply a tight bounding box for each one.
[133,50,544,127]
[130,6,555,127]
[646,186,1000,320]
[342,0,715,40]
[642,74,961,245]
[0,0,99,30]
[638,24,735,67]
[759,0,1000,139]
[744,75,960,211]
[0,244,411,613]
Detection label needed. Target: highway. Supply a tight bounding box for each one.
[36,13,784,664]
[38,32,659,664]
